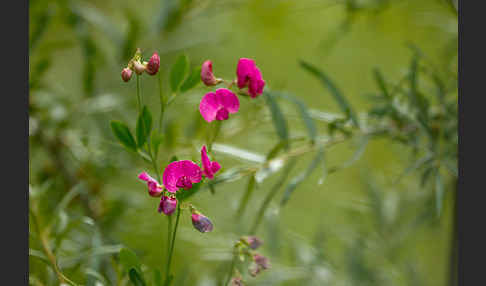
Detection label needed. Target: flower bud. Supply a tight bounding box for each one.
[158,196,177,215]
[249,254,270,277]
[230,277,243,286]
[201,60,219,86]
[133,61,145,75]
[121,68,133,82]
[146,52,160,75]
[191,212,213,233]
[246,236,263,250]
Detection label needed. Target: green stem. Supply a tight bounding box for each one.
[165,204,181,285]
[158,72,165,133]
[208,121,222,153]
[223,248,237,286]
[136,75,142,113]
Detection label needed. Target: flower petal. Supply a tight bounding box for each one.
[216,88,240,113]
[199,92,220,122]
[236,58,256,89]
[163,160,202,192]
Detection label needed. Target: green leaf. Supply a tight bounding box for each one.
[111,121,137,151]
[263,91,289,148]
[136,106,153,148]
[176,182,202,201]
[373,68,390,99]
[299,60,359,127]
[119,248,142,274]
[170,54,189,92]
[274,91,317,143]
[170,155,178,163]
[180,66,201,92]
[266,141,288,161]
[151,133,164,157]
[236,175,257,218]
[281,148,324,205]
[129,268,146,286]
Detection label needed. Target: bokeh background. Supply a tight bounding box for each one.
[29,0,458,285]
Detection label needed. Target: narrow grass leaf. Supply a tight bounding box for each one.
[373,68,390,99]
[129,268,146,286]
[281,148,324,205]
[119,248,142,273]
[299,60,359,127]
[275,92,317,143]
[263,91,289,148]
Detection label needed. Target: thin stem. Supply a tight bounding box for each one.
[208,121,222,153]
[223,248,237,286]
[165,204,181,285]
[166,215,172,271]
[136,75,142,113]
[158,72,165,133]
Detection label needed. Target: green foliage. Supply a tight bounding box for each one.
[111,121,137,152]
[170,54,189,92]
[136,106,153,148]
[180,66,201,92]
[263,91,289,148]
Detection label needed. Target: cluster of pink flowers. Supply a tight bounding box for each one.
[121,49,160,82]
[199,58,265,122]
[138,145,220,232]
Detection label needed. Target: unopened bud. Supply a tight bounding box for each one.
[133,61,145,75]
[230,277,243,286]
[121,68,133,82]
[146,52,160,75]
[158,196,177,215]
[191,212,213,233]
[246,236,263,250]
[201,60,220,86]
[249,254,270,277]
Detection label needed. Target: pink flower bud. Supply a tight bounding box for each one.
[246,236,263,250]
[230,277,243,286]
[133,61,145,75]
[146,52,160,75]
[121,68,133,82]
[249,254,270,277]
[201,60,218,86]
[191,212,213,233]
[158,196,177,215]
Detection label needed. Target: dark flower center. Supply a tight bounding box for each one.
[216,108,229,121]
[176,176,193,189]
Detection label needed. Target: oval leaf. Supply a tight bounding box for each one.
[136,106,153,147]
[111,121,137,151]
[263,91,289,149]
[180,66,201,92]
[170,54,189,92]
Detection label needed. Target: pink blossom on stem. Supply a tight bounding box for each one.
[201,60,219,86]
[199,88,239,122]
[158,195,177,215]
[146,52,160,75]
[138,172,163,197]
[236,58,265,98]
[200,145,221,179]
[162,160,202,192]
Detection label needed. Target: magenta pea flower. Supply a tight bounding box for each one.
[158,195,177,215]
[236,58,265,98]
[199,88,240,122]
[138,172,163,197]
[201,60,220,86]
[246,236,263,250]
[162,160,202,192]
[191,212,214,233]
[200,145,221,179]
[145,52,160,75]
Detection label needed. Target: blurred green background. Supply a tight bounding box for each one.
[29,0,457,285]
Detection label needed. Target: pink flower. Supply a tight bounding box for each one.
[236,58,265,98]
[250,254,270,277]
[162,160,202,192]
[246,236,263,250]
[191,212,213,233]
[200,145,221,179]
[121,68,133,82]
[138,172,163,197]
[133,61,145,75]
[201,60,219,86]
[158,195,177,215]
[146,52,160,75]
[199,88,239,122]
